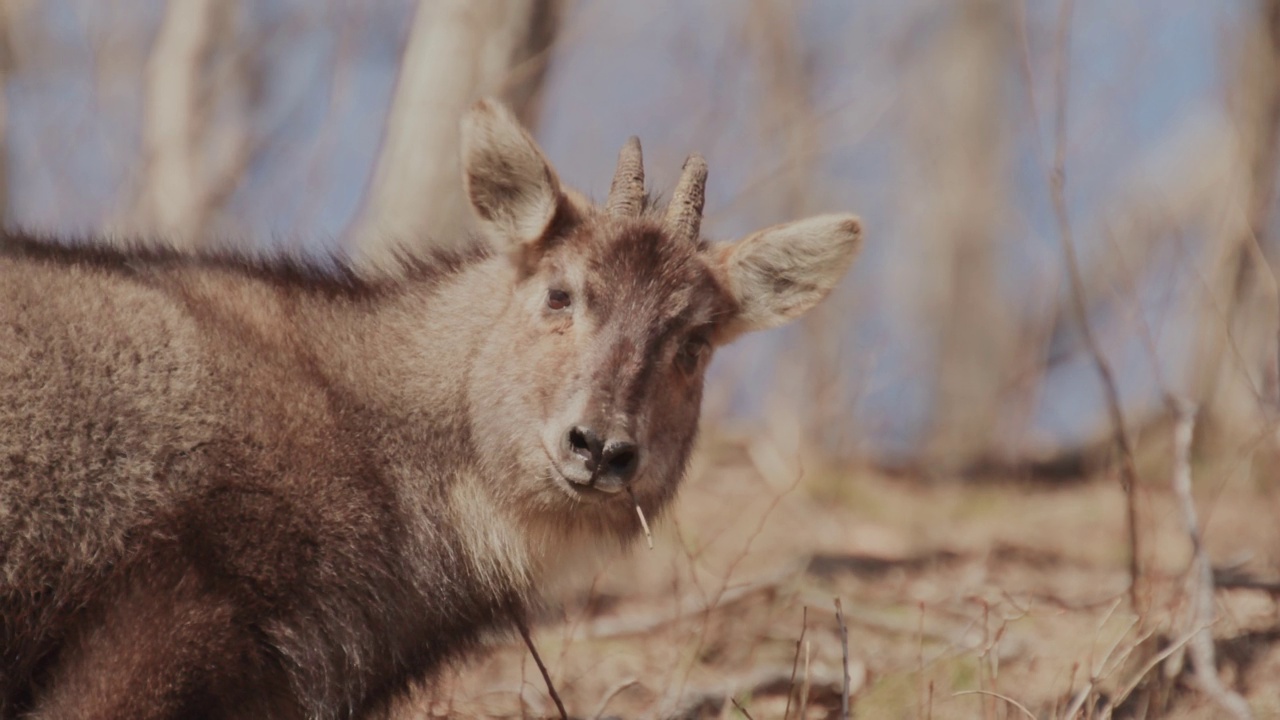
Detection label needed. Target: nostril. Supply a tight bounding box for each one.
[567,426,601,467]
[602,442,639,479]
[568,428,589,455]
[608,449,637,474]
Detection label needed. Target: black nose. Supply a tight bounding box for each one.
[566,426,640,485]
[602,439,639,480]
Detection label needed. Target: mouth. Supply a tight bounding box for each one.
[554,472,619,501]
[542,446,626,502]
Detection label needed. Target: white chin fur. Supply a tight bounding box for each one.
[447,474,629,602]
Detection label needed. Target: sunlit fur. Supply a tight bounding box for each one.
[0,99,860,719]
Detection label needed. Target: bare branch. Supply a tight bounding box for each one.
[1018,0,1145,611]
[834,597,851,720]
[950,690,1036,720]
[783,606,808,720]
[1168,399,1254,720]
[513,610,569,720]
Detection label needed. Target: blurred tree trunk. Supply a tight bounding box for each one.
[0,1,25,228]
[904,0,1018,473]
[345,0,560,274]
[1189,0,1280,455]
[0,5,12,228]
[127,0,254,248]
[742,0,855,459]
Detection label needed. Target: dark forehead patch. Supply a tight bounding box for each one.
[577,222,730,328]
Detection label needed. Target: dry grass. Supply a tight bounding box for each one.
[415,430,1280,718]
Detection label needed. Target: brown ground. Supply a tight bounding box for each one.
[413,432,1280,719]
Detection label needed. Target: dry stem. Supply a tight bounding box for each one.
[627,487,654,550]
[784,605,808,720]
[951,690,1036,720]
[513,611,568,720]
[1168,400,1253,720]
[799,640,812,720]
[835,597,851,720]
[1017,0,1144,612]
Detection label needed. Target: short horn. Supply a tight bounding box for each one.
[663,154,708,242]
[606,136,645,218]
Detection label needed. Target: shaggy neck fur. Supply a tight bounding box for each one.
[0,234,565,717]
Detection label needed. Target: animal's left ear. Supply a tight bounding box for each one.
[715,214,862,338]
[461,99,565,251]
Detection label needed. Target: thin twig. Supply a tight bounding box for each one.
[1062,683,1093,720]
[1168,399,1253,720]
[835,597,851,720]
[917,602,926,720]
[673,465,805,701]
[784,606,808,720]
[513,611,568,720]
[731,696,757,720]
[590,678,640,720]
[1017,0,1144,612]
[980,600,993,720]
[799,639,812,720]
[951,690,1037,720]
[1101,625,1204,717]
[1095,622,1151,690]
[1065,598,1137,718]
[1061,662,1081,719]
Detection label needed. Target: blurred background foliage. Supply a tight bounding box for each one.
[3,0,1278,484]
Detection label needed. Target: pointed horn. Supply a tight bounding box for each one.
[606,136,645,218]
[663,154,708,242]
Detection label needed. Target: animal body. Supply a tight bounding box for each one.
[0,99,861,719]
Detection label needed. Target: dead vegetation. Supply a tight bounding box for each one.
[421,430,1280,718]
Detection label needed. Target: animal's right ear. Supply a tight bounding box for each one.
[714,214,862,340]
[461,99,565,254]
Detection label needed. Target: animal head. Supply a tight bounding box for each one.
[460,100,861,542]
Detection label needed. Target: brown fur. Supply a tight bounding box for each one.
[0,99,861,719]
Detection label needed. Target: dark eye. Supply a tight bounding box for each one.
[547,289,571,310]
[676,336,709,374]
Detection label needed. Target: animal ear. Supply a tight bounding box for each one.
[716,214,862,337]
[461,99,564,250]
